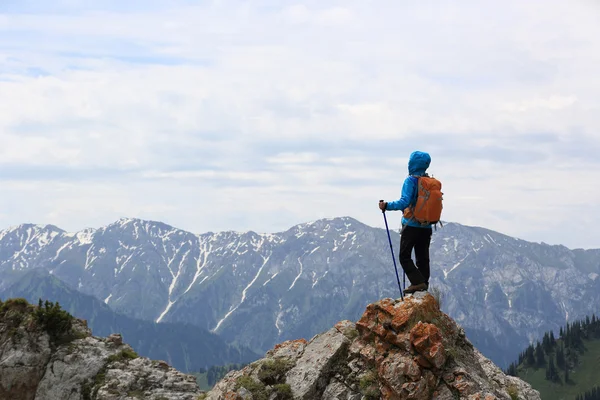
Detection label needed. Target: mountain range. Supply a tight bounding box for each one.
[0,216,598,368]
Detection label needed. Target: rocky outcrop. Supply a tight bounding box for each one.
[206,292,540,400]
[0,298,204,400]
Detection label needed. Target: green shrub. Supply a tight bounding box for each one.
[81,378,92,400]
[0,298,31,324]
[2,298,29,308]
[273,384,293,400]
[257,358,294,385]
[107,349,139,363]
[507,383,519,400]
[34,299,74,343]
[359,370,380,400]
[236,376,268,400]
[343,326,360,340]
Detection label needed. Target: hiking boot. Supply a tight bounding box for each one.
[403,282,428,295]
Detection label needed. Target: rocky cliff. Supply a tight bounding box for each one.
[206,292,540,400]
[0,298,204,400]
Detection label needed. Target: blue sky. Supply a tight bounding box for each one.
[1,0,599,248]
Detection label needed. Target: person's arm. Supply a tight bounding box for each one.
[384,177,418,211]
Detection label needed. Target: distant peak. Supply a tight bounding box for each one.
[292,216,365,233]
[0,224,65,243]
[2,223,64,233]
[109,217,174,231]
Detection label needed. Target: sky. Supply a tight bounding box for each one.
[1,0,599,249]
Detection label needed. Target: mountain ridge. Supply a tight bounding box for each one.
[1,216,599,369]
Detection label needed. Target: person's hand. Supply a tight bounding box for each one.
[379,200,387,211]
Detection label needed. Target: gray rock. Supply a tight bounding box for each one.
[0,324,51,400]
[0,303,204,400]
[474,348,540,399]
[285,327,350,399]
[431,383,456,400]
[35,335,125,400]
[321,380,360,400]
[93,356,203,400]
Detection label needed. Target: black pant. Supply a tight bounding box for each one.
[399,225,432,286]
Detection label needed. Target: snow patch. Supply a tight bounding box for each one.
[104,294,112,304]
[275,300,284,335]
[54,242,71,260]
[213,253,271,332]
[312,271,328,288]
[443,253,469,278]
[156,300,175,323]
[263,272,279,286]
[289,257,304,290]
[184,240,211,294]
[76,230,94,245]
[241,254,270,303]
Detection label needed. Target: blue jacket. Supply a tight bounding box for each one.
[386,151,432,229]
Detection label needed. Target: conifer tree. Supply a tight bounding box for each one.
[556,343,565,369]
[535,342,545,368]
[526,345,536,366]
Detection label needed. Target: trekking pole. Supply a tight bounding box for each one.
[381,201,404,301]
[398,227,406,291]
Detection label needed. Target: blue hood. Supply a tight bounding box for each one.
[408,151,431,176]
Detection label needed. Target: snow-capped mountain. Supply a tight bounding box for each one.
[0,217,598,368]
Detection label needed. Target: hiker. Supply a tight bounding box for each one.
[379,151,441,295]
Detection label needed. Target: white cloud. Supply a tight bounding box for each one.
[0,0,599,248]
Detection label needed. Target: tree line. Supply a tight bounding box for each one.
[576,386,600,400]
[504,313,600,386]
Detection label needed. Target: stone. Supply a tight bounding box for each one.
[107,333,123,346]
[285,327,350,399]
[0,300,204,400]
[410,322,447,369]
[265,338,307,361]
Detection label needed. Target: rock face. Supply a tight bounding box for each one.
[0,298,204,400]
[206,292,540,400]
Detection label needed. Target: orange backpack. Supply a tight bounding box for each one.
[403,176,444,226]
